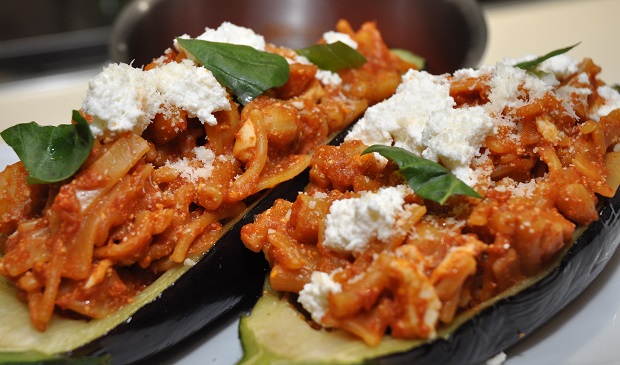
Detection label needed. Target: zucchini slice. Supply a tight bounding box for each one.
[238,190,620,365]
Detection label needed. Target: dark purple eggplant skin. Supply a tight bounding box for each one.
[372,189,620,365]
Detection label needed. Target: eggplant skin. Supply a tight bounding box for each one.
[373,189,620,365]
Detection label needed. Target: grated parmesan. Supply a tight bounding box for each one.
[165,146,216,183]
[485,63,552,119]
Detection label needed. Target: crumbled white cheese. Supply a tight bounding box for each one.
[592,85,620,121]
[150,59,230,126]
[297,271,342,325]
[165,146,216,182]
[346,57,594,187]
[345,69,493,186]
[174,22,266,67]
[82,59,230,140]
[291,100,305,110]
[577,72,590,84]
[192,21,266,50]
[346,70,453,155]
[150,54,168,68]
[421,106,493,186]
[512,178,539,198]
[323,185,407,253]
[83,63,162,140]
[315,69,343,86]
[322,31,358,49]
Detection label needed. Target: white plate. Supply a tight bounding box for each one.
[3,0,620,361]
[1,145,619,365]
[503,247,620,365]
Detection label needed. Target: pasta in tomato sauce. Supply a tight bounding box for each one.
[241,53,620,345]
[0,20,415,331]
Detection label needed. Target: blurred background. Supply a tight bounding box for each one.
[0,0,132,82]
[0,0,511,83]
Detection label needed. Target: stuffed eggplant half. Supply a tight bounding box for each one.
[239,49,620,364]
[0,20,418,364]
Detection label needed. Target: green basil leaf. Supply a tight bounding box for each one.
[361,145,482,205]
[176,38,290,105]
[296,41,367,72]
[390,48,426,70]
[514,43,580,71]
[1,110,94,184]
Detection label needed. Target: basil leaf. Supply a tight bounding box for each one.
[1,110,94,184]
[177,38,290,105]
[296,41,367,72]
[390,48,426,70]
[514,43,580,71]
[361,145,482,205]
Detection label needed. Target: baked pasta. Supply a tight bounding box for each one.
[241,51,620,345]
[0,20,415,331]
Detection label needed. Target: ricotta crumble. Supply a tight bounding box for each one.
[322,185,408,253]
[83,59,230,141]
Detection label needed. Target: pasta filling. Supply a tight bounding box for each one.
[241,53,620,345]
